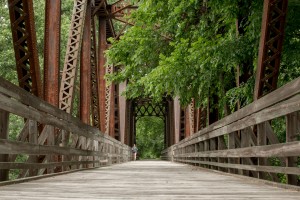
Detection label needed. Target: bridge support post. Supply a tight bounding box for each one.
[257,122,267,180]
[0,109,9,181]
[28,120,38,176]
[286,112,299,185]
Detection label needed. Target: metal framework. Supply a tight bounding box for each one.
[1,0,295,186]
[59,0,88,113]
[8,0,42,97]
[254,0,288,100]
[133,98,167,121]
[90,15,100,128]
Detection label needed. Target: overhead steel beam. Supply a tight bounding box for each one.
[254,0,288,100]
[8,0,42,97]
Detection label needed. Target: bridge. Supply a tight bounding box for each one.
[0,0,299,199]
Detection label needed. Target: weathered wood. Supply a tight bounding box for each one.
[228,132,238,174]
[0,92,124,148]
[28,120,38,176]
[178,77,300,146]
[178,94,300,148]
[0,78,125,145]
[0,161,299,199]
[286,112,299,185]
[0,160,98,170]
[0,139,106,156]
[257,122,267,180]
[176,160,300,175]
[0,109,9,181]
[176,141,300,158]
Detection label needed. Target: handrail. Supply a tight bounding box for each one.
[162,76,300,186]
[0,77,132,182]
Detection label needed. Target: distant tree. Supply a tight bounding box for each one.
[136,116,164,159]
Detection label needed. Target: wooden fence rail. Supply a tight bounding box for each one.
[0,77,132,183]
[162,76,300,186]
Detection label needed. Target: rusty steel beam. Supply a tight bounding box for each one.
[8,0,42,97]
[91,14,100,128]
[59,0,88,113]
[80,1,92,125]
[254,0,288,100]
[113,83,120,140]
[44,0,61,106]
[98,17,107,133]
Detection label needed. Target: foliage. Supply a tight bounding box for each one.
[136,116,164,159]
[106,0,300,112]
[106,0,263,108]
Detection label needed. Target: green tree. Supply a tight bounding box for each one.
[136,116,164,159]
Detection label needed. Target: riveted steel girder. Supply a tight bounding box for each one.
[59,0,88,113]
[8,0,42,97]
[254,0,288,100]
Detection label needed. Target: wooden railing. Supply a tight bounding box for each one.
[162,77,300,186]
[0,77,132,183]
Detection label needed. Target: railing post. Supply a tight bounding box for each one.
[28,120,38,176]
[0,109,9,181]
[257,122,267,179]
[286,112,299,185]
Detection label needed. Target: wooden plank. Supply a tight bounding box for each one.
[0,139,106,157]
[176,160,300,175]
[178,94,300,148]
[286,112,299,185]
[0,161,299,199]
[0,77,126,148]
[0,109,9,181]
[0,161,99,169]
[177,76,300,146]
[0,92,124,148]
[257,122,268,180]
[176,141,300,158]
[28,120,38,176]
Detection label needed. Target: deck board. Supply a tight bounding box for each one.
[0,161,299,199]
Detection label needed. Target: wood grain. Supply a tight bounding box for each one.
[0,161,299,199]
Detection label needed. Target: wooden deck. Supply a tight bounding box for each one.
[0,160,299,199]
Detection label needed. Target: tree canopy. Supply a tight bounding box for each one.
[106,0,300,114]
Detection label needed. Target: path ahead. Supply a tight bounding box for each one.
[0,160,299,199]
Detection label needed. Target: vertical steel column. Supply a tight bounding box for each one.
[8,0,42,97]
[44,0,61,106]
[185,107,190,138]
[80,1,91,125]
[91,15,100,128]
[98,17,107,133]
[0,110,9,181]
[109,82,115,138]
[254,0,288,100]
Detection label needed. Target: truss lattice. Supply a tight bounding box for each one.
[59,0,88,113]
